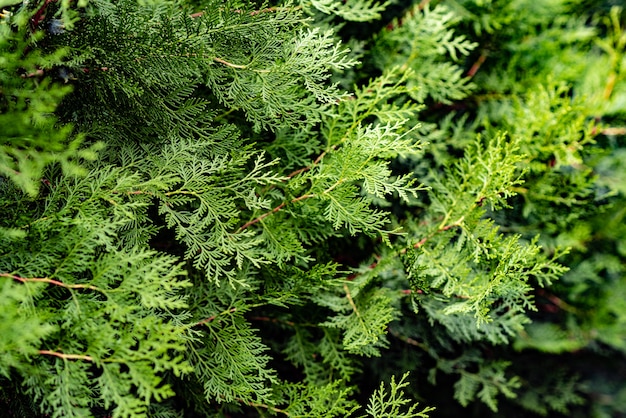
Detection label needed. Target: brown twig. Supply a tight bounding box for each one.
[388,327,429,352]
[536,289,579,313]
[400,289,423,295]
[398,215,465,254]
[286,149,331,179]
[194,307,237,327]
[237,193,315,232]
[2,273,103,292]
[30,0,56,30]
[467,52,488,78]
[341,216,464,289]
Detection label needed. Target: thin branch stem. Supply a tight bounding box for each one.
[237,193,315,232]
[336,216,466,295]
[38,350,94,362]
[536,289,580,314]
[603,72,617,100]
[601,126,626,135]
[190,6,298,19]
[240,399,289,416]
[2,273,104,293]
[388,327,429,352]
[212,56,247,69]
[286,148,332,178]
[194,307,237,327]
[397,215,465,254]
[467,51,488,78]
[343,284,360,318]
[20,69,45,78]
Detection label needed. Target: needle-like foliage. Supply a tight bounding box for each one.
[1,0,625,417]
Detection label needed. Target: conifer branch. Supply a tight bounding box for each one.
[343,284,361,318]
[342,215,467,287]
[398,215,465,254]
[536,289,580,314]
[1,273,104,293]
[603,73,616,100]
[212,57,248,70]
[38,350,94,362]
[388,327,429,352]
[467,52,488,78]
[3,0,620,414]
[240,400,289,415]
[600,127,626,135]
[237,194,315,232]
[287,150,331,178]
[193,307,237,327]
[30,0,55,29]
[189,6,298,19]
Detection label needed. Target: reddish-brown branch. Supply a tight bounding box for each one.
[286,148,332,179]
[346,256,380,281]
[400,289,423,295]
[287,164,312,179]
[400,216,465,253]
[81,67,109,73]
[467,52,488,78]
[242,144,340,233]
[237,193,315,232]
[337,218,465,295]
[343,218,464,288]
[412,237,429,249]
[536,289,578,313]
[30,0,56,30]
[194,307,237,327]
[388,327,429,351]
[1,273,102,292]
[398,224,456,253]
[238,202,287,231]
[250,7,283,16]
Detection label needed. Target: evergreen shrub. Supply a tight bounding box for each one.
[1,0,624,416]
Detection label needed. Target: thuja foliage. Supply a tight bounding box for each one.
[1,0,625,416]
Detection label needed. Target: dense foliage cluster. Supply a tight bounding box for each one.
[1,0,624,417]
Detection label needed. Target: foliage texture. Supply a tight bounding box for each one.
[1,0,625,417]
